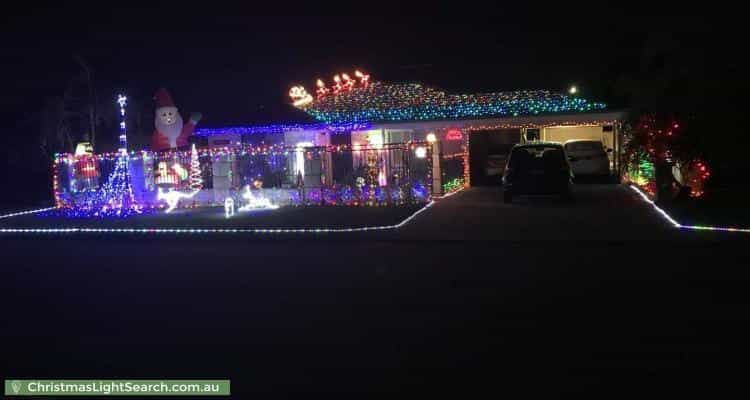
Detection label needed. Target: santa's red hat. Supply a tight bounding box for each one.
[154,88,175,109]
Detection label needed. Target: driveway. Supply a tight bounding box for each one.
[399,184,677,240]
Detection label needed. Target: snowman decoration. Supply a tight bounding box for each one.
[151,88,202,151]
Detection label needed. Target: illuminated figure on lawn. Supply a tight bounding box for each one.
[157,188,198,213]
[238,186,279,212]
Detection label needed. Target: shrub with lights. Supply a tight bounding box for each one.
[624,114,710,199]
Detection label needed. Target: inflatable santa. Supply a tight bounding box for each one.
[151,88,202,151]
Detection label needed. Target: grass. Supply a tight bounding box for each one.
[659,189,750,228]
[0,204,427,230]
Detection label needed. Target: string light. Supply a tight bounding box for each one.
[195,122,371,136]
[629,185,750,234]
[0,207,57,219]
[294,81,606,123]
[0,202,436,235]
[189,144,203,191]
[61,94,142,217]
[54,141,433,211]
[442,178,464,193]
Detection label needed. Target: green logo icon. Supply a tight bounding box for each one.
[11,380,22,395]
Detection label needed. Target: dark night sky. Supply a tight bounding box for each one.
[0,3,741,206]
[0,5,729,126]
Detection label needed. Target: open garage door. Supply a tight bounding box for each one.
[543,126,614,151]
[469,129,520,186]
[543,125,616,176]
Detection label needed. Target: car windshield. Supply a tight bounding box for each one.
[565,141,604,152]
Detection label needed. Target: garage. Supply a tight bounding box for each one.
[541,125,617,175]
[468,129,521,186]
[542,125,615,151]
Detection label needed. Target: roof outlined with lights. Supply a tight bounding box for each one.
[295,81,607,124]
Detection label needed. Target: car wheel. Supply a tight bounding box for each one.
[503,191,513,203]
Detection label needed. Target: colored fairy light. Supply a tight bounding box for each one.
[0,200,436,235]
[195,122,372,136]
[442,178,464,193]
[629,185,750,234]
[52,139,433,212]
[293,81,606,124]
[62,93,142,218]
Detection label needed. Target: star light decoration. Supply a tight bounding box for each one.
[290,71,605,124]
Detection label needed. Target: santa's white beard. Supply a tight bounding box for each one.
[155,114,184,148]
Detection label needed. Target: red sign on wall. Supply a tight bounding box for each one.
[445,129,463,141]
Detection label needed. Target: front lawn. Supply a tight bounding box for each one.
[0,204,427,230]
[660,188,750,228]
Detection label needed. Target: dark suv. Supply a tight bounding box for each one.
[501,142,573,203]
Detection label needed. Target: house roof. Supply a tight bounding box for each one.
[295,82,607,124]
[194,122,372,136]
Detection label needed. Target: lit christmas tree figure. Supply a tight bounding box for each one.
[95,94,141,216]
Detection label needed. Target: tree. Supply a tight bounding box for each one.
[616,30,747,198]
[73,54,98,148]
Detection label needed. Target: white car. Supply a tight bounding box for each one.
[563,140,611,178]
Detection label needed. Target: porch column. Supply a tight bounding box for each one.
[431,139,443,196]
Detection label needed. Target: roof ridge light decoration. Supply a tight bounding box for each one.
[195,122,372,136]
[291,79,607,124]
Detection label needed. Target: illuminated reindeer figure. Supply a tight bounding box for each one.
[157,187,198,213]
